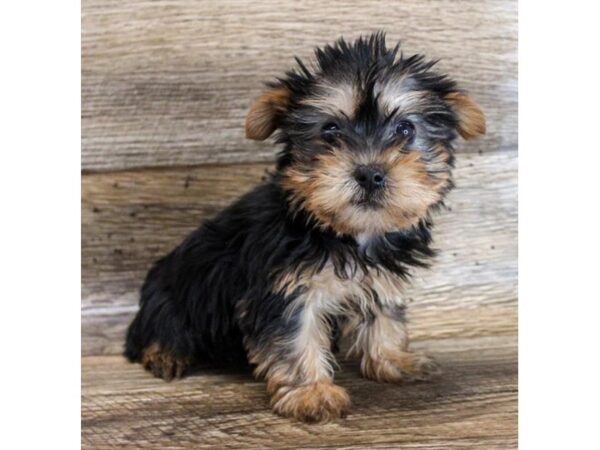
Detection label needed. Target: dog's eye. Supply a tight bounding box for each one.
[321,122,341,143]
[394,120,416,142]
[322,122,339,132]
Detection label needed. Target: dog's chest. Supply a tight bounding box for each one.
[289,262,406,318]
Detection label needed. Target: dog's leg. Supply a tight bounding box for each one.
[245,295,350,423]
[351,306,441,383]
[125,305,193,381]
[124,267,195,381]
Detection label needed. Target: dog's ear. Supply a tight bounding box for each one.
[446,92,486,140]
[245,86,291,140]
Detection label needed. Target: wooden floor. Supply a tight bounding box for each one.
[82,335,517,449]
[82,0,517,447]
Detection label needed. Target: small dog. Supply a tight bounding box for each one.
[125,32,485,422]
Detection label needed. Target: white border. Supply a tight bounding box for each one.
[520,1,600,448]
[0,1,81,448]
[2,0,600,447]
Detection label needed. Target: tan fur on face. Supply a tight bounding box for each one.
[446,92,486,139]
[301,81,357,118]
[245,87,290,140]
[282,145,451,236]
[376,78,430,116]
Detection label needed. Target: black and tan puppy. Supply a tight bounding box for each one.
[125,32,485,422]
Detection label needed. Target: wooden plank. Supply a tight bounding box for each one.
[82,334,517,449]
[82,162,269,310]
[82,151,517,355]
[82,0,517,171]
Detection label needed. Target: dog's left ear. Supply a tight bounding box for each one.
[445,92,486,140]
[245,86,291,140]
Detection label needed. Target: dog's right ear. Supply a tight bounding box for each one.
[245,86,291,140]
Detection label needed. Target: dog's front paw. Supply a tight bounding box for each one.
[362,351,442,383]
[270,381,350,423]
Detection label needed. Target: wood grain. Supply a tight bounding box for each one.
[82,0,517,445]
[82,0,517,171]
[81,151,517,356]
[82,334,517,449]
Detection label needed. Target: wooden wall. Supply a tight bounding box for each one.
[82,0,517,356]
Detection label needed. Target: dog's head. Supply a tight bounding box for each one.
[246,33,485,236]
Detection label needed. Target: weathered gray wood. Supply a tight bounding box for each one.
[82,334,517,449]
[82,0,517,171]
[81,1,518,444]
[81,151,517,356]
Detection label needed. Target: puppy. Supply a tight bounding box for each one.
[125,32,485,422]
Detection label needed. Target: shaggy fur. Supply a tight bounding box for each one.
[125,32,485,422]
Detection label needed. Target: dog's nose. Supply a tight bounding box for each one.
[353,165,386,192]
